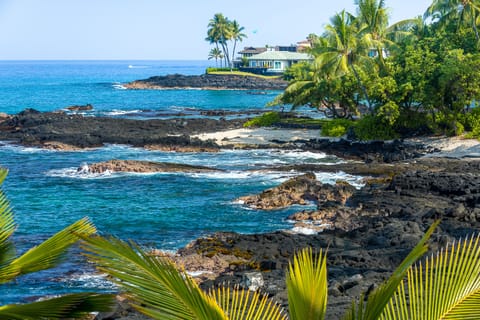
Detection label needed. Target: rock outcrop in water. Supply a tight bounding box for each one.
[125,73,288,90]
[237,172,356,210]
[84,160,221,174]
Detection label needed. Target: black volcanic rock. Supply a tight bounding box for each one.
[125,73,288,90]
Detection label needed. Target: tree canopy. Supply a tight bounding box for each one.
[272,0,480,140]
[206,14,247,70]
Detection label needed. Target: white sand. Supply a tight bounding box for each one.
[410,136,480,158]
[195,128,480,158]
[193,127,322,146]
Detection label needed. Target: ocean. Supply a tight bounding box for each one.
[0,60,358,304]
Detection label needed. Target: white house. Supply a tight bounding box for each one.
[245,51,312,74]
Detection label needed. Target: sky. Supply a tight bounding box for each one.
[0,0,432,60]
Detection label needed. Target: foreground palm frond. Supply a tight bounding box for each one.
[382,233,480,319]
[287,247,328,320]
[6,217,96,281]
[82,235,227,320]
[0,293,114,320]
[343,220,440,320]
[0,167,114,318]
[211,285,287,320]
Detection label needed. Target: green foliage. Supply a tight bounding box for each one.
[462,108,480,138]
[354,115,399,140]
[0,168,114,318]
[243,112,281,128]
[321,119,355,137]
[268,0,480,139]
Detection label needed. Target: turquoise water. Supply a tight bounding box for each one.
[0,61,353,304]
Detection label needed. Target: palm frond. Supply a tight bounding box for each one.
[287,247,328,320]
[210,285,287,320]
[343,220,439,320]
[382,233,480,319]
[3,217,96,282]
[82,235,227,320]
[0,168,16,270]
[0,293,114,319]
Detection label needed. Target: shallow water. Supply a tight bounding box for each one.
[0,60,354,303]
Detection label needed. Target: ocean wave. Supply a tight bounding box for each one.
[112,82,127,90]
[186,170,297,182]
[62,272,117,290]
[128,64,149,69]
[102,109,143,116]
[314,171,365,188]
[0,141,54,153]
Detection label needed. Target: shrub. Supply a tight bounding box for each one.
[394,109,434,136]
[243,112,281,127]
[321,119,355,137]
[461,107,480,138]
[436,113,465,136]
[353,115,399,140]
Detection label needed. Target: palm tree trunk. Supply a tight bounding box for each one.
[231,40,237,71]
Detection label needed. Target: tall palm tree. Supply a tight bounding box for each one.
[208,47,224,68]
[0,168,113,318]
[318,10,373,111]
[425,0,480,41]
[80,219,477,320]
[355,0,391,70]
[230,20,247,70]
[206,13,232,68]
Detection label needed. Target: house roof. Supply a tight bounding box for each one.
[238,47,267,55]
[247,51,312,61]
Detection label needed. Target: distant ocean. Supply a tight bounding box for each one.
[0,60,359,304]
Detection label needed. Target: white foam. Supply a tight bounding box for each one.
[46,167,115,179]
[290,226,320,235]
[314,171,365,189]
[112,83,127,90]
[128,65,149,69]
[103,109,142,116]
[64,272,117,290]
[186,170,297,182]
[186,270,214,277]
[0,141,52,153]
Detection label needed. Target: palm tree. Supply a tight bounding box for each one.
[229,20,247,70]
[208,47,224,68]
[355,0,391,70]
[0,168,113,319]
[317,10,373,111]
[80,218,480,320]
[206,13,232,68]
[425,0,480,41]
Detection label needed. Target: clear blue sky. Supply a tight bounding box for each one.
[0,0,432,60]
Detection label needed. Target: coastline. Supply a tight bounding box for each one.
[1,110,480,319]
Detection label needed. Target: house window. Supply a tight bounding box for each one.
[251,61,257,67]
[274,61,281,69]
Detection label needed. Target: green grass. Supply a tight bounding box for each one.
[207,70,282,79]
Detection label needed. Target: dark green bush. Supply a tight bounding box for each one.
[243,112,281,127]
[321,119,355,137]
[353,115,399,140]
[460,108,480,138]
[394,109,434,136]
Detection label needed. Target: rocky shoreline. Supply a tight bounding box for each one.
[125,73,288,90]
[0,110,479,319]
